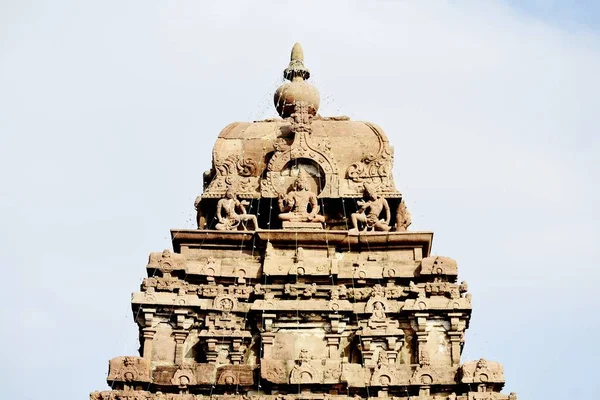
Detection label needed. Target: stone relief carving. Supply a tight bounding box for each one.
[107,356,151,384]
[278,168,325,224]
[171,364,197,387]
[216,154,258,178]
[421,256,458,276]
[212,295,238,313]
[204,153,261,199]
[289,348,321,384]
[214,186,259,231]
[262,101,338,198]
[147,249,186,276]
[346,123,394,191]
[349,183,391,233]
[460,358,505,384]
[216,365,254,386]
[410,350,437,385]
[370,351,397,386]
[395,198,412,231]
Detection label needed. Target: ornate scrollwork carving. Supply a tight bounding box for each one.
[346,123,393,182]
[216,155,258,178]
[262,101,338,197]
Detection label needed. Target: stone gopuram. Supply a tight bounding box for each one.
[91,44,516,400]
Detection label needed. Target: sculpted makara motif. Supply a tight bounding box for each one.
[92,43,516,400]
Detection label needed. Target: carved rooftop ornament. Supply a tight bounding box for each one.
[91,43,517,400]
[275,43,320,118]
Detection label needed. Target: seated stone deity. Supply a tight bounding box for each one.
[349,183,391,233]
[371,301,387,321]
[215,187,259,231]
[278,169,325,223]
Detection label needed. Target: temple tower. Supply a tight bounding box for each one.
[91,44,516,400]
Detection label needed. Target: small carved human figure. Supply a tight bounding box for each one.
[194,195,203,229]
[476,358,488,371]
[395,198,412,231]
[377,350,388,368]
[298,348,311,365]
[220,298,234,312]
[349,183,391,233]
[278,169,325,223]
[371,301,387,321]
[215,186,259,231]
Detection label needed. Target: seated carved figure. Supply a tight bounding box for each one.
[368,301,390,329]
[215,187,259,231]
[278,169,325,223]
[349,183,391,233]
[371,301,387,321]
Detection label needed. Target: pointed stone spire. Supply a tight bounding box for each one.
[274,43,320,118]
[284,42,310,81]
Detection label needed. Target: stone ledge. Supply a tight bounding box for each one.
[171,229,433,255]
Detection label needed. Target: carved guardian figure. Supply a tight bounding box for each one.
[215,186,258,231]
[349,183,391,233]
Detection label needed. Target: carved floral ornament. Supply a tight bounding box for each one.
[216,154,258,178]
[346,124,393,182]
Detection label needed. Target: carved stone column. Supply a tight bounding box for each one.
[414,312,429,361]
[449,312,466,366]
[261,332,275,359]
[325,334,341,358]
[205,338,218,363]
[142,328,156,359]
[448,331,463,366]
[173,330,188,364]
[231,337,244,365]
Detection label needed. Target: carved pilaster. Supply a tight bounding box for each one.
[172,330,188,365]
[448,331,463,366]
[261,332,275,359]
[414,312,429,361]
[325,334,341,358]
[142,328,156,359]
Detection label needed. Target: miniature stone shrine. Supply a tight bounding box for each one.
[91,43,516,400]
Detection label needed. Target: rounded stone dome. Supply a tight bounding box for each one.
[203,116,399,200]
[274,80,320,118]
[202,43,400,201]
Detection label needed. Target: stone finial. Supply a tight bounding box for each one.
[274,43,320,118]
[284,43,310,81]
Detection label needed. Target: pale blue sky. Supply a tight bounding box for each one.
[1,1,599,399]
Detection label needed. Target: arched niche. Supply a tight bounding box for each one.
[262,158,327,197]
